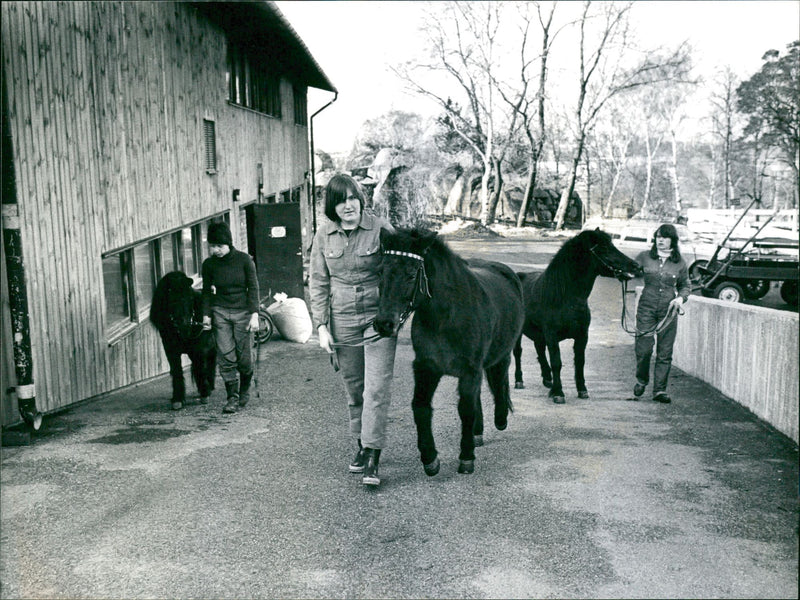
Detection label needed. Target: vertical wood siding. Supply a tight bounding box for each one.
[1,1,311,423]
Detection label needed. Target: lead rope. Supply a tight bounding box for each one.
[252,330,261,400]
[619,279,684,337]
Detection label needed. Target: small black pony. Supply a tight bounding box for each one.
[374,228,524,476]
[150,271,216,410]
[513,228,642,403]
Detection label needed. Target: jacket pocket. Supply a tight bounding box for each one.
[356,243,379,257]
[326,240,345,259]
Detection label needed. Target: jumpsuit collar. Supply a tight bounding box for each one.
[324,211,378,235]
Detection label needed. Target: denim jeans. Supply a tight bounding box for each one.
[331,320,397,449]
[635,307,678,395]
[211,306,253,384]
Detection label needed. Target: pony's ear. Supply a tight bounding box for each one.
[379,227,393,246]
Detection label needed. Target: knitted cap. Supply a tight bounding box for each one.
[207,222,233,246]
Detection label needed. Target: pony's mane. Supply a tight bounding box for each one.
[384,227,463,265]
[537,230,605,306]
[383,227,472,291]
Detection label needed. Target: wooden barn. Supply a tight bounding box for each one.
[0,1,336,430]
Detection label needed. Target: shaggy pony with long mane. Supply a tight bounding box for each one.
[374,227,525,476]
[150,271,217,410]
[513,229,642,403]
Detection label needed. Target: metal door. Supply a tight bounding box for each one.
[252,202,304,301]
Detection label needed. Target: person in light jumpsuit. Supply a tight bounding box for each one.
[633,223,691,403]
[309,174,396,486]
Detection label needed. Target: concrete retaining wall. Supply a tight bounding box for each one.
[670,295,799,443]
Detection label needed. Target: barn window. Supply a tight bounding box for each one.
[102,214,231,340]
[176,227,201,278]
[226,40,281,118]
[204,119,217,174]
[159,233,177,274]
[133,243,157,317]
[293,85,307,125]
[102,250,134,334]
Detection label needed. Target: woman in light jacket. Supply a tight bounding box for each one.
[309,174,396,487]
[633,223,691,404]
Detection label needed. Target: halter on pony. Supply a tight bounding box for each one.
[382,249,432,322]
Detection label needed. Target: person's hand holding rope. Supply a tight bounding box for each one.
[318,324,334,354]
[668,296,685,316]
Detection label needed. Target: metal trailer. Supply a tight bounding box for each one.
[690,199,799,305]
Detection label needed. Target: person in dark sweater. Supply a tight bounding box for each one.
[201,222,260,413]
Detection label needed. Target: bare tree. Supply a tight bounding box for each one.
[708,68,741,208]
[393,2,497,224]
[490,1,565,227]
[593,99,635,217]
[394,1,542,225]
[664,86,694,216]
[552,1,693,229]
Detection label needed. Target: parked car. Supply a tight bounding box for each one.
[582,218,713,269]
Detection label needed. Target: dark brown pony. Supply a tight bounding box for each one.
[374,228,524,476]
[513,229,642,403]
[150,271,216,410]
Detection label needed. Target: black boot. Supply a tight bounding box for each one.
[238,371,253,407]
[349,439,367,473]
[362,448,382,486]
[223,380,239,414]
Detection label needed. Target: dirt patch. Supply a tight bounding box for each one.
[88,427,192,445]
[438,221,501,239]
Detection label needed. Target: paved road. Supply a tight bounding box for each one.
[1,236,797,599]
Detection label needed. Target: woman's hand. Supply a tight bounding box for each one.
[669,296,684,311]
[318,324,334,353]
[202,316,212,331]
[246,312,260,332]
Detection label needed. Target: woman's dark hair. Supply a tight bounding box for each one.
[649,223,682,262]
[324,174,365,222]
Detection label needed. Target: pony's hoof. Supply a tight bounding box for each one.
[543,379,553,389]
[552,396,566,404]
[423,457,440,477]
[171,401,183,411]
[514,381,525,389]
[199,396,209,405]
[578,390,589,399]
[457,460,475,474]
[474,435,484,447]
[495,418,508,431]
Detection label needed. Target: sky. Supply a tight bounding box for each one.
[275,1,800,154]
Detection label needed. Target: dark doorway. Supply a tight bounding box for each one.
[252,202,304,300]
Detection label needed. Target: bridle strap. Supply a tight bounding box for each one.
[171,314,207,340]
[384,250,424,261]
[590,244,628,280]
[384,248,431,319]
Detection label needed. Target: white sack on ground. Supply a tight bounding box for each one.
[266,293,312,343]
